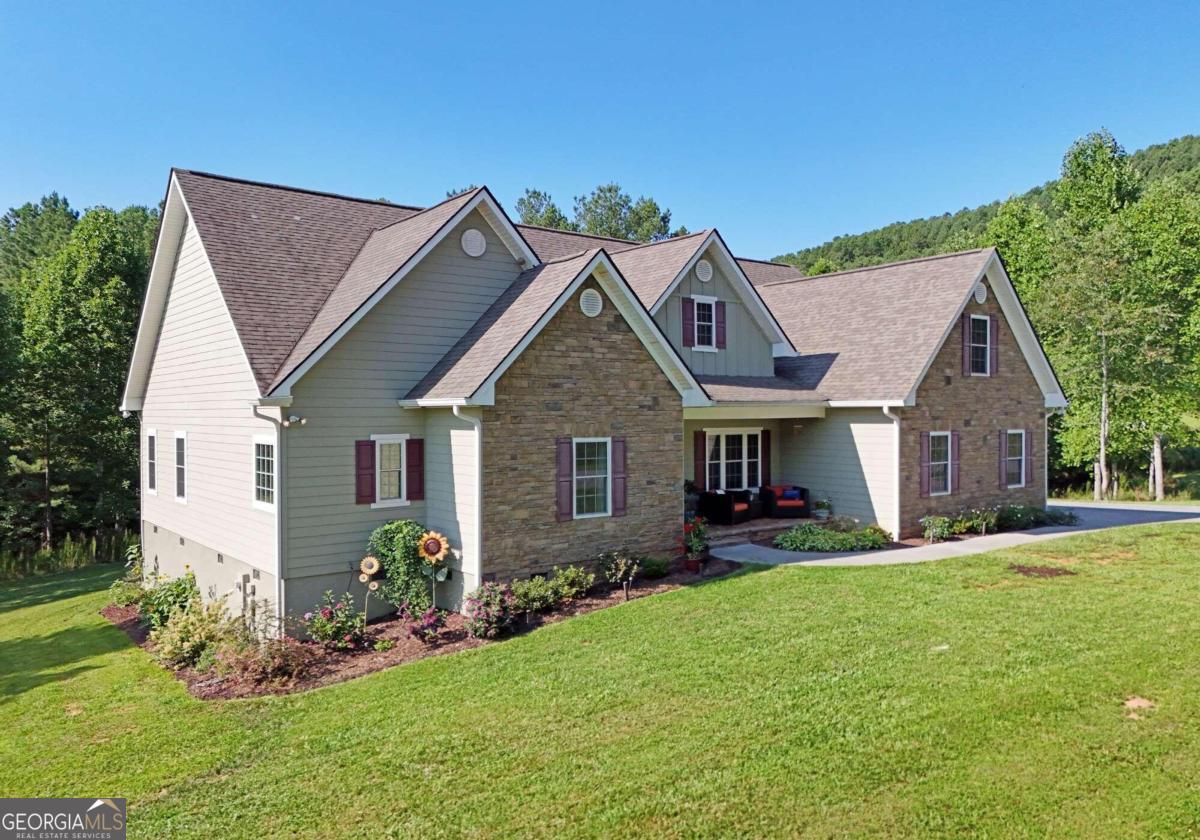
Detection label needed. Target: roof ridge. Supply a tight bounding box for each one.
[758,248,992,287]
[515,223,639,246]
[737,255,800,268]
[172,168,425,211]
[541,247,599,265]
[368,186,483,235]
[612,229,710,254]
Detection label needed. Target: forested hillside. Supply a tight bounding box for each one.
[776,135,1200,273]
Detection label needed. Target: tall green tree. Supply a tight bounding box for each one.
[0,193,78,287]
[980,197,1054,299]
[515,189,577,231]
[514,184,687,242]
[1053,129,1140,236]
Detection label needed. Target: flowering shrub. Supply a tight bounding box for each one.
[680,517,710,558]
[463,582,515,639]
[920,515,953,543]
[598,549,641,600]
[216,636,316,686]
[138,571,199,629]
[150,598,239,670]
[551,564,595,600]
[399,602,445,643]
[367,519,431,612]
[303,591,366,651]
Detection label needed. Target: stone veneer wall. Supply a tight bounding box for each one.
[896,278,1047,536]
[481,278,683,580]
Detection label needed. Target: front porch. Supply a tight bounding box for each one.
[706,517,796,547]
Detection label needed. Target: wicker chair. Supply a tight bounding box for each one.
[761,485,811,519]
[698,490,754,526]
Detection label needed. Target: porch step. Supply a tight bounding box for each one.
[708,518,796,547]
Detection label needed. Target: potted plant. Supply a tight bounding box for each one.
[681,516,710,573]
[813,498,832,521]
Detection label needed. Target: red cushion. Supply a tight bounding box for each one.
[768,485,789,495]
[776,499,805,508]
[733,502,749,512]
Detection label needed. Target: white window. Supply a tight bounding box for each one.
[705,430,761,491]
[174,431,187,502]
[1006,429,1026,488]
[929,431,951,496]
[573,437,611,518]
[969,315,990,375]
[693,294,717,351]
[146,430,157,494]
[253,437,275,509]
[371,433,409,509]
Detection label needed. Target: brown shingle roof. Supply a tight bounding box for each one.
[405,250,600,401]
[695,371,825,403]
[515,225,641,260]
[738,258,804,286]
[609,231,710,306]
[174,170,418,392]
[757,249,993,402]
[268,189,483,391]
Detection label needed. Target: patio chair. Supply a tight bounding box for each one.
[698,490,754,526]
[762,485,811,519]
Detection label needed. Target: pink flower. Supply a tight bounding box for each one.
[303,612,314,621]
[321,607,333,619]
[335,602,345,610]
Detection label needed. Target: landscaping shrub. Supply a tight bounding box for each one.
[399,602,445,643]
[640,555,671,579]
[551,564,596,600]
[599,549,641,599]
[511,577,559,613]
[367,519,431,612]
[303,592,366,651]
[680,516,710,559]
[920,515,953,543]
[824,515,863,533]
[951,508,999,536]
[463,582,516,639]
[216,636,316,686]
[994,504,1076,531]
[138,571,199,629]
[150,599,239,670]
[774,523,891,552]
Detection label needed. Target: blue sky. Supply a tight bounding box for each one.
[1,1,1197,259]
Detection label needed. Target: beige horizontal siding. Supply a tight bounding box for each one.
[140,217,277,577]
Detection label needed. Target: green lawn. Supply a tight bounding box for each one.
[1055,470,1200,503]
[3,526,1200,838]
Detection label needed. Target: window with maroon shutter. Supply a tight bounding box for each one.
[761,429,771,487]
[355,440,375,504]
[715,301,727,349]
[555,437,573,521]
[950,431,960,495]
[926,432,952,496]
[1025,427,1034,488]
[406,438,424,501]
[682,297,695,348]
[693,430,706,491]
[998,432,1008,490]
[611,437,627,516]
[961,313,971,376]
[919,432,931,498]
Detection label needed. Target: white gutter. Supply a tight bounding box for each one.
[252,404,286,632]
[453,405,484,593]
[882,405,903,540]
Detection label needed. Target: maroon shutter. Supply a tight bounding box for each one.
[682,297,695,347]
[355,440,375,504]
[919,432,931,498]
[715,301,727,349]
[555,437,573,522]
[998,431,1008,490]
[760,430,771,487]
[950,431,961,495]
[961,312,971,375]
[406,438,424,501]
[693,430,706,491]
[989,314,999,376]
[1025,427,1034,489]
[612,437,627,517]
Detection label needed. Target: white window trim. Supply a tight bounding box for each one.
[145,428,157,496]
[173,430,187,504]
[692,294,718,352]
[572,436,612,520]
[252,434,277,512]
[371,433,410,509]
[969,314,990,376]
[704,428,763,492]
[1006,428,1027,489]
[929,430,952,497]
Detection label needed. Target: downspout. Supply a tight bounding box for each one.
[453,404,484,592]
[882,405,902,539]
[252,405,286,631]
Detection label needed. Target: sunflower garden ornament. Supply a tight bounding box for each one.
[418,531,451,603]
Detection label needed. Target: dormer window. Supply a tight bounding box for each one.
[694,295,716,350]
[969,314,990,376]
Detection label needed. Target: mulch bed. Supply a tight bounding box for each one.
[1008,564,1077,578]
[100,556,741,701]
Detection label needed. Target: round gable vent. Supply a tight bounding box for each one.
[974,283,988,304]
[580,288,604,317]
[695,259,713,283]
[461,228,487,258]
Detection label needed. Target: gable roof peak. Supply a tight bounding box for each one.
[760,247,992,287]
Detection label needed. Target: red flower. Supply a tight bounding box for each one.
[321,607,333,619]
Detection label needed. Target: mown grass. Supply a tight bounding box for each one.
[3,525,1200,837]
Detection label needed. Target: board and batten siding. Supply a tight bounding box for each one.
[654,245,775,377]
[283,209,519,602]
[777,408,898,534]
[421,408,480,604]
[139,216,278,584]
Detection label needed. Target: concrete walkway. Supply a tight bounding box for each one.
[709,501,1200,567]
